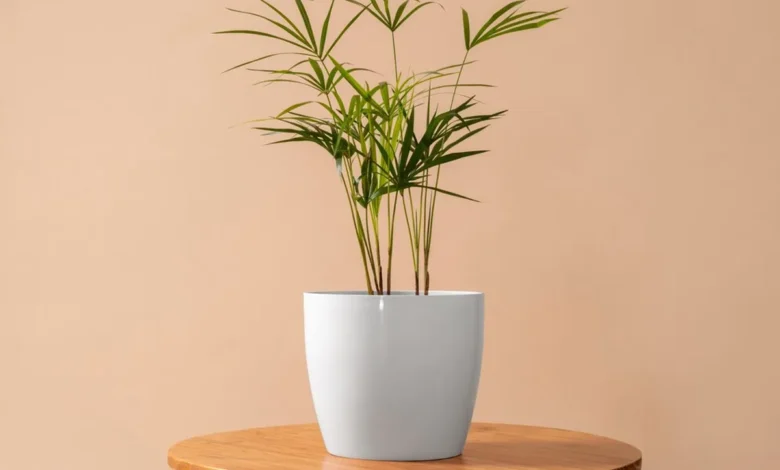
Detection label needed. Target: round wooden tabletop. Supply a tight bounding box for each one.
[168,423,642,470]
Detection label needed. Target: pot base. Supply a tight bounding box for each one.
[326,450,464,462]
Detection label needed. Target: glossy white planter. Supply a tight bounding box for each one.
[304,291,484,461]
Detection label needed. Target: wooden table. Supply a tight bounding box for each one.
[168,423,642,470]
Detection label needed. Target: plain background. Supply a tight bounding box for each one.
[2,0,779,469]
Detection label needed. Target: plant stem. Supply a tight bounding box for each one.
[415,189,422,289]
[421,169,431,294]
[341,169,373,295]
[386,192,399,294]
[374,221,384,294]
[357,206,379,293]
[366,205,379,292]
[422,52,471,295]
[352,171,380,294]
[449,51,470,109]
[391,31,399,81]
[417,173,427,272]
[346,160,380,294]
[401,192,420,295]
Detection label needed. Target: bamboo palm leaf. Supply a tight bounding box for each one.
[495,9,566,33]
[409,184,480,202]
[462,9,471,50]
[393,2,440,31]
[212,30,308,51]
[221,52,309,74]
[439,125,489,154]
[398,109,415,175]
[259,0,311,46]
[383,0,393,24]
[322,3,370,58]
[345,0,391,28]
[294,0,318,51]
[463,1,564,50]
[319,0,335,57]
[429,83,494,91]
[275,101,315,118]
[308,59,326,89]
[472,1,525,44]
[426,150,488,169]
[225,7,311,48]
[329,59,386,115]
[251,68,322,90]
[393,0,411,27]
[477,19,559,44]
[253,78,322,92]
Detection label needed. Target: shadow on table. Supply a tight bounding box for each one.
[457,440,642,469]
[320,440,640,469]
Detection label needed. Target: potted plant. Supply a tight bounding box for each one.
[216,0,563,461]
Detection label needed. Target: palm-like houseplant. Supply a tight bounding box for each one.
[217,0,563,295]
[217,0,564,461]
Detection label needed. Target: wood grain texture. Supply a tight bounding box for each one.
[168,423,642,470]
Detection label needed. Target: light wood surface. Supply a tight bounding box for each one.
[168,423,642,470]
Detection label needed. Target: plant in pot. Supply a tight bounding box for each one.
[216,0,563,461]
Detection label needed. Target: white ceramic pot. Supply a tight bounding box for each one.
[304,291,484,461]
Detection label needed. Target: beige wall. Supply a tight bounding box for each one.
[2,0,780,469]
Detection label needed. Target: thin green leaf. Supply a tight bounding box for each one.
[429,150,488,169]
[441,126,489,154]
[478,18,559,44]
[308,59,326,88]
[253,78,322,91]
[429,83,495,91]
[392,1,410,29]
[259,0,310,47]
[329,59,383,111]
[268,136,314,145]
[383,0,393,25]
[246,57,309,74]
[494,9,566,34]
[319,0,336,57]
[332,89,347,115]
[225,7,310,48]
[251,68,321,90]
[422,61,478,76]
[472,1,526,44]
[275,101,314,118]
[410,184,480,202]
[371,0,392,26]
[252,126,301,134]
[346,0,391,28]
[491,10,542,31]
[398,109,415,175]
[294,0,318,52]
[323,3,370,58]
[380,83,391,108]
[329,60,361,91]
[221,52,304,74]
[462,9,471,50]
[371,136,398,179]
[493,10,544,30]
[326,66,340,91]
[394,2,440,31]
[413,92,479,107]
[213,30,307,51]
[426,81,433,125]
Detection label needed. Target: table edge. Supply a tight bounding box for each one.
[168,422,643,470]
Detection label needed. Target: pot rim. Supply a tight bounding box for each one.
[304,290,483,297]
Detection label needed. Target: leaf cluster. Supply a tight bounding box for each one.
[216,0,565,294]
